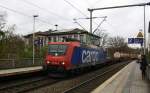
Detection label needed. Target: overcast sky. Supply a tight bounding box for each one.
[0,0,150,47]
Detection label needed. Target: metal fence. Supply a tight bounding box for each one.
[0,58,43,70]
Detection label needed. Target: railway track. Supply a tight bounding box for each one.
[24,61,130,93]
[0,76,61,93]
[0,61,130,93]
[62,61,129,93]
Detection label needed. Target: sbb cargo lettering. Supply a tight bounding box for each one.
[82,50,98,63]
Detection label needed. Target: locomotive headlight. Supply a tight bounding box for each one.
[46,61,50,64]
[61,61,65,65]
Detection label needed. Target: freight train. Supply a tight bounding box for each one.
[43,41,137,75]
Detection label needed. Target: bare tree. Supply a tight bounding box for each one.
[106,36,128,57]
[0,11,25,58]
[95,29,108,47]
[0,11,7,40]
[0,24,25,59]
[107,36,127,48]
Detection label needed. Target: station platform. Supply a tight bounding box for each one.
[0,66,42,77]
[92,61,150,93]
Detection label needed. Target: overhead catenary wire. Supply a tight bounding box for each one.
[93,16,107,33]
[0,4,64,29]
[63,0,103,32]
[20,0,70,21]
[75,16,106,20]
[21,0,101,32]
[0,4,31,18]
[63,0,88,17]
[73,18,88,31]
[22,0,106,31]
[1,0,109,32]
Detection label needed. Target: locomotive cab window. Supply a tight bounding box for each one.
[48,44,68,56]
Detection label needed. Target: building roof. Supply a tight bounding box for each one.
[24,29,53,38]
[24,28,101,38]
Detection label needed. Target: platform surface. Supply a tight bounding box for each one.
[92,61,150,93]
[0,66,42,77]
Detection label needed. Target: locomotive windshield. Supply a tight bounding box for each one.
[48,44,68,56]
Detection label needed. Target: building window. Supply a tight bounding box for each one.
[48,37,51,42]
[68,35,72,38]
[58,35,63,42]
[74,34,78,40]
[53,36,57,42]
[59,35,64,42]
[80,35,84,43]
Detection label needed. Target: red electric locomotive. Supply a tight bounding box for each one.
[43,41,107,75]
[43,41,80,73]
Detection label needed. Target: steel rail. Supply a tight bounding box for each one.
[0,77,60,93]
[63,62,128,93]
